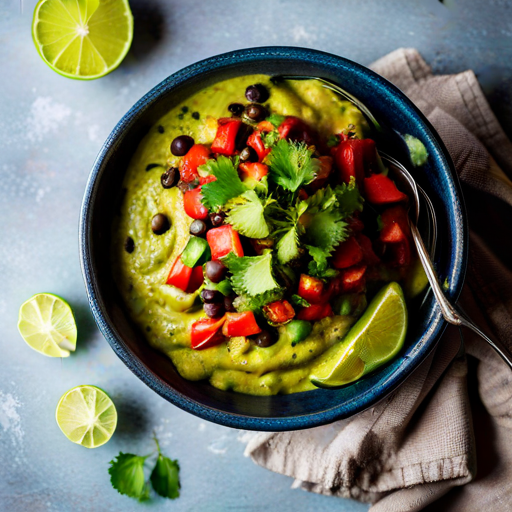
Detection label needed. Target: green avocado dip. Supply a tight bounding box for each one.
[112,75,424,396]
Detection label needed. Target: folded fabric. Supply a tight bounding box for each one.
[246,48,512,512]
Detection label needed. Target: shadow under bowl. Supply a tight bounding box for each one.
[79,47,467,431]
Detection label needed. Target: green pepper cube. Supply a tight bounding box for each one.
[181,236,211,268]
[286,320,312,344]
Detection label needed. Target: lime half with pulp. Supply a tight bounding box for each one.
[56,385,118,448]
[32,0,133,80]
[310,282,407,388]
[18,293,77,357]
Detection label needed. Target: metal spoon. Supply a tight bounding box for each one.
[382,152,512,370]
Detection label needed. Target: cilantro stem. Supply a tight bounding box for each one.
[152,431,161,455]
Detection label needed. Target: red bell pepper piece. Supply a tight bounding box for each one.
[199,175,217,185]
[239,162,268,181]
[357,234,380,266]
[222,311,261,337]
[166,256,193,291]
[335,139,365,186]
[339,264,367,293]
[263,300,295,324]
[185,265,204,293]
[179,144,211,182]
[191,316,226,350]
[380,205,411,242]
[184,186,209,220]
[247,131,271,162]
[206,224,244,260]
[332,236,364,269]
[298,274,326,304]
[297,302,333,322]
[211,118,242,156]
[364,174,408,205]
[278,116,315,145]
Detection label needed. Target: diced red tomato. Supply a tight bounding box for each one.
[380,205,411,242]
[184,186,209,220]
[247,131,271,162]
[257,120,275,132]
[191,316,226,350]
[211,118,242,156]
[278,116,315,145]
[185,266,204,293]
[166,256,193,291]
[297,302,333,321]
[298,274,326,304]
[239,162,268,181]
[309,155,333,191]
[335,139,365,186]
[222,311,261,337]
[263,300,295,324]
[199,175,217,185]
[357,234,380,266]
[339,264,367,293]
[364,174,408,205]
[332,237,364,269]
[206,225,244,260]
[179,144,211,182]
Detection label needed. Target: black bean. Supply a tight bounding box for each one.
[171,135,194,156]
[224,295,237,313]
[161,167,180,188]
[151,213,170,235]
[192,111,200,120]
[201,289,223,304]
[204,302,225,318]
[177,180,193,194]
[239,146,258,163]
[235,123,254,151]
[228,103,245,116]
[181,106,189,113]
[252,329,277,347]
[245,84,269,103]
[245,103,268,122]
[124,236,135,254]
[190,219,207,237]
[157,125,165,134]
[209,211,225,227]
[205,260,227,283]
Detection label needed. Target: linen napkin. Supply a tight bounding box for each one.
[246,48,512,511]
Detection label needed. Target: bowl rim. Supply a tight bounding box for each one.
[79,46,468,431]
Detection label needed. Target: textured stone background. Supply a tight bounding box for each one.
[1,0,511,510]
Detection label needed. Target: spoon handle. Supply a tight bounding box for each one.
[409,223,512,370]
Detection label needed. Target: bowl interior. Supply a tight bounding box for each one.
[81,47,466,431]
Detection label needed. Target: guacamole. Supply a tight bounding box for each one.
[112,75,415,396]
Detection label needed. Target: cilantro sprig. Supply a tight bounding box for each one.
[109,434,180,502]
[224,190,272,238]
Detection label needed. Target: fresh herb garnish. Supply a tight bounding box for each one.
[224,190,272,238]
[233,289,284,312]
[334,176,364,214]
[109,434,180,502]
[306,245,338,279]
[267,139,318,193]
[291,294,311,308]
[271,201,308,264]
[266,113,285,127]
[200,156,246,210]
[261,130,280,148]
[304,208,348,254]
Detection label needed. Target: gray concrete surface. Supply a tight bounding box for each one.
[1,0,511,510]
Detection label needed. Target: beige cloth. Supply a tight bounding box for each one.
[245,49,512,511]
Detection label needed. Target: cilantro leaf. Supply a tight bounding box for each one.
[233,289,284,312]
[270,200,307,264]
[306,245,338,279]
[304,208,348,254]
[150,454,180,500]
[200,156,246,210]
[261,130,280,148]
[222,251,281,297]
[266,113,285,127]
[291,294,311,308]
[224,190,271,238]
[276,225,300,264]
[267,139,318,192]
[334,177,363,214]
[109,453,150,501]
[303,185,338,213]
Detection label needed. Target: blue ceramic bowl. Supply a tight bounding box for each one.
[80,47,467,431]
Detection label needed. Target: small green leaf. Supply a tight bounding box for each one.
[261,130,280,148]
[225,190,270,238]
[150,454,180,500]
[276,225,300,264]
[266,113,285,127]
[305,209,348,254]
[200,156,246,210]
[290,294,311,308]
[233,289,284,312]
[334,177,364,214]
[306,245,338,279]
[109,453,150,501]
[327,134,340,147]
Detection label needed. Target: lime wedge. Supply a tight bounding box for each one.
[56,385,117,448]
[18,293,77,357]
[32,0,133,80]
[310,282,407,388]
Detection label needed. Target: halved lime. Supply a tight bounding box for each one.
[56,385,117,448]
[310,282,407,388]
[32,0,133,80]
[18,293,77,357]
